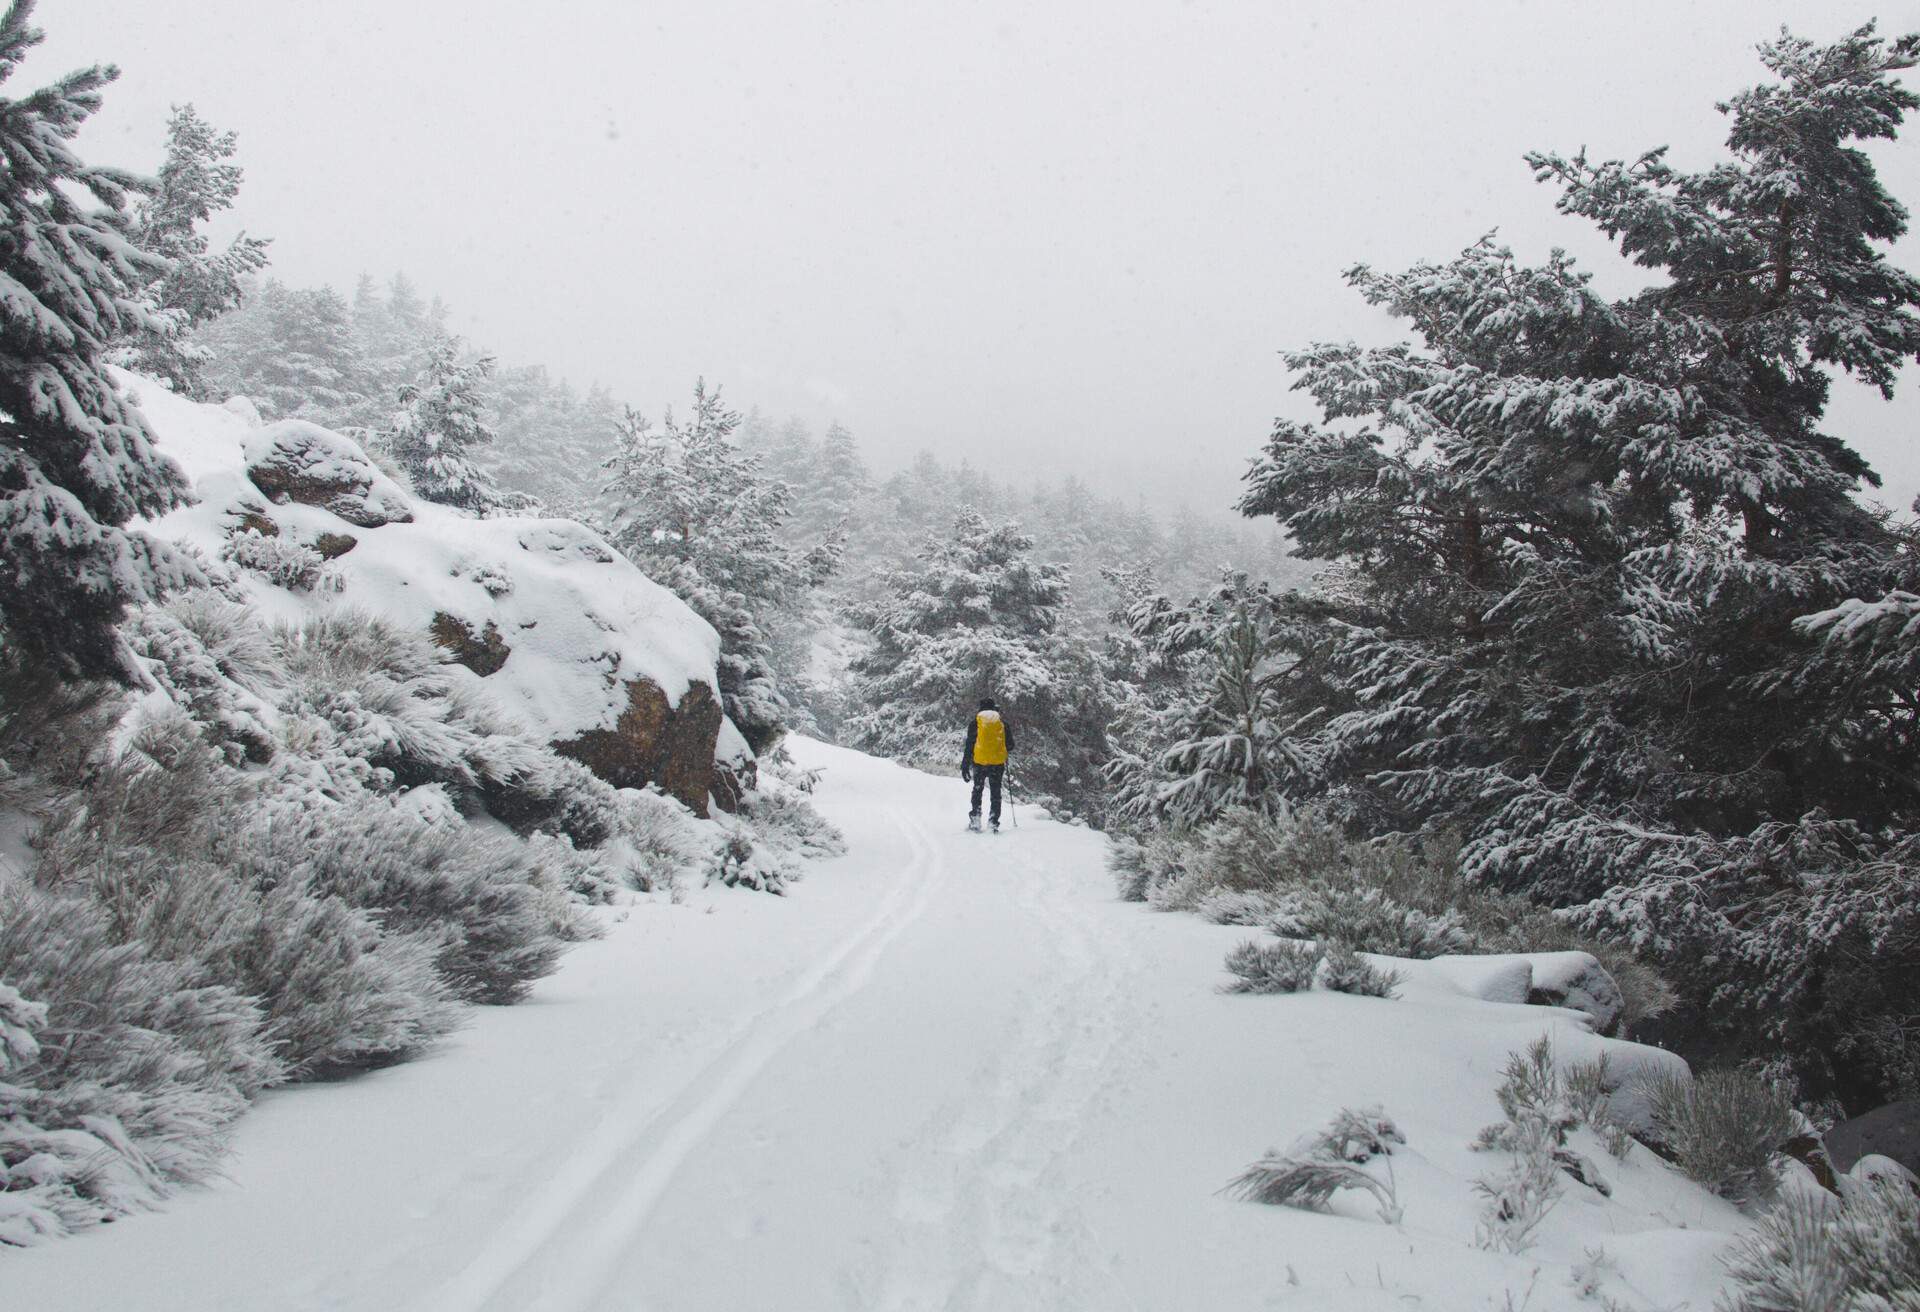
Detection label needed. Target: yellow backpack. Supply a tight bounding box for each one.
[973,711,1007,765]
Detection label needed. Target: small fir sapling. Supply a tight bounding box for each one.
[1223,1107,1406,1224]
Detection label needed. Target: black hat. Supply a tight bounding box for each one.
[979,697,997,710]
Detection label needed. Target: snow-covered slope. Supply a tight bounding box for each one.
[5,739,1744,1311]
[123,372,750,810]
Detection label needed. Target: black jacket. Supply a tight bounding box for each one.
[962,714,1014,771]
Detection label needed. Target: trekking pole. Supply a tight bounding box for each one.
[1008,772,1018,829]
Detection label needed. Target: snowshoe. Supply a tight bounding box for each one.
[967,816,982,833]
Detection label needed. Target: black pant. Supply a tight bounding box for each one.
[969,764,1005,824]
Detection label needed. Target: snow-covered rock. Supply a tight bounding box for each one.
[1825,1097,1920,1178]
[1430,950,1624,1035]
[125,371,745,815]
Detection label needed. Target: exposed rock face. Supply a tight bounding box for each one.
[555,677,725,816]
[430,612,511,676]
[244,422,413,527]
[1825,1099,1920,1176]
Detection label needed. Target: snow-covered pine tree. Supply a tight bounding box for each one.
[199,279,372,424]
[117,104,269,396]
[0,0,200,677]
[601,379,817,754]
[846,509,1112,814]
[384,334,504,512]
[1235,24,1920,1110]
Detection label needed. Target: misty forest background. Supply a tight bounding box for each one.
[3,0,1920,1275]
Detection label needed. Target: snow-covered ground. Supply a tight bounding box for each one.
[8,740,1741,1311]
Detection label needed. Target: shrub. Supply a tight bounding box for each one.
[1222,938,1322,994]
[0,886,277,1239]
[707,828,799,894]
[226,803,567,1006]
[1267,884,1477,960]
[1473,1117,1563,1254]
[1195,887,1288,926]
[1716,1176,1920,1312]
[609,785,710,892]
[741,787,846,860]
[1318,941,1402,998]
[222,528,326,591]
[1223,1106,1404,1223]
[1110,829,1200,903]
[1643,1068,1797,1207]
[1474,1038,1615,1195]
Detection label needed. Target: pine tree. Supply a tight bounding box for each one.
[385,335,503,512]
[118,103,269,396]
[0,0,199,676]
[601,379,815,753]
[847,510,1111,814]
[1235,24,1920,1109]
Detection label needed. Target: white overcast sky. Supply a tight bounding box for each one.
[35,0,1920,515]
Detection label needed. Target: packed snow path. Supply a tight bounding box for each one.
[11,740,1736,1311]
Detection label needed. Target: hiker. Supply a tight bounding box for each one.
[962,697,1012,832]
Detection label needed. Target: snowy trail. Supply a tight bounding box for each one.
[9,739,1740,1312]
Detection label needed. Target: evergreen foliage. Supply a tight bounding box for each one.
[116,104,269,396]
[603,380,824,754]
[844,508,1111,816]
[384,334,505,512]
[0,0,200,677]
[1232,24,1920,1111]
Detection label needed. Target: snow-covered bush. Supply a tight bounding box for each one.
[227,802,571,1006]
[221,527,327,591]
[0,885,276,1242]
[1318,942,1402,998]
[740,786,846,861]
[1473,1118,1563,1254]
[1266,885,1476,960]
[707,828,800,895]
[1716,1176,1920,1312]
[609,785,710,893]
[1223,1106,1404,1224]
[1474,1039,1614,1200]
[1222,938,1321,994]
[1112,830,1196,903]
[1642,1068,1797,1208]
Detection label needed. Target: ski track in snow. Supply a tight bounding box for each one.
[864,826,1143,1312]
[424,807,948,1312]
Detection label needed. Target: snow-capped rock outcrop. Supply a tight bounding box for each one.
[125,371,744,816]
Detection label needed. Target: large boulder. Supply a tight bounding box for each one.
[243,421,414,527]
[556,676,726,817]
[130,372,746,815]
[1825,1099,1920,1177]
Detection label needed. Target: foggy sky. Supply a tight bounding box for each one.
[36,1,1920,517]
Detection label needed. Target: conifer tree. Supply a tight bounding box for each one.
[1235,24,1920,1108]
[385,335,503,512]
[602,379,818,753]
[847,510,1112,814]
[0,0,198,676]
[118,103,269,396]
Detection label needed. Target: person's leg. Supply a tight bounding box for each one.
[988,766,1004,827]
[970,769,986,819]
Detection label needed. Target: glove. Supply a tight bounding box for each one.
[961,765,973,782]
